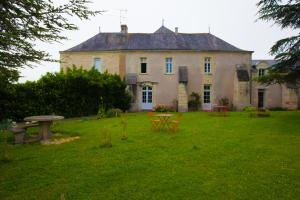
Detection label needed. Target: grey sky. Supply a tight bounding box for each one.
[19,0,297,82]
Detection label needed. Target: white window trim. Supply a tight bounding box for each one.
[94,58,102,73]
[203,85,211,104]
[140,57,147,74]
[165,57,173,74]
[204,57,211,74]
[258,68,265,77]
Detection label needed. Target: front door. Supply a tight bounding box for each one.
[258,89,264,108]
[203,85,212,111]
[141,86,153,110]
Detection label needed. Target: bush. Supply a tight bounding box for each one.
[0,66,131,121]
[243,106,257,112]
[97,98,106,119]
[250,111,271,118]
[269,107,288,111]
[106,108,123,118]
[218,97,229,106]
[188,92,201,111]
[154,104,172,112]
[0,119,13,162]
[229,103,237,111]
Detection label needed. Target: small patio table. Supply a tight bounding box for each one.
[155,113,174,130]
[24,115,64,142]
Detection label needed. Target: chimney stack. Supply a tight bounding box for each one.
[121,24,128,34]
[175,27,179,34]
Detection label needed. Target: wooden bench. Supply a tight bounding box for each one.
[10,122,39,144]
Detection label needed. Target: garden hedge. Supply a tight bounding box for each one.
[0,67,131,121]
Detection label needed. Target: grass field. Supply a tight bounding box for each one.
[0,111,299,200]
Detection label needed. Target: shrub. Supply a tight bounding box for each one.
[269,107,288,111]
[172,99,178,112]
[218,97,229,106]
[106,108,123,118]
[188,92,201,111]
[229,103,237,111]
[154,104,173,112]
[97,98,106,119]
[0,66,131,121]
[250,111,271,118]
[243,106,257,112]
[0,119,13,162]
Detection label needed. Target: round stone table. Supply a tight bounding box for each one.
[24,115,64,142]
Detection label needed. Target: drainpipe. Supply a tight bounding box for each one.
[249,68,252,105]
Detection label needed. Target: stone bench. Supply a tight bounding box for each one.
[10,122,39,144]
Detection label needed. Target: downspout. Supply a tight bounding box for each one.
[249,68,252,105]
[249,54,253,106]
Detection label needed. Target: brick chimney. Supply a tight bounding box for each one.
[175,27,179,34]
[121,24,128,34]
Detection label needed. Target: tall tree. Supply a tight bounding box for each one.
[257,0,300,86]
[0,0,101,76]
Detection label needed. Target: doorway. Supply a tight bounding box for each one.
[141,86,153,110]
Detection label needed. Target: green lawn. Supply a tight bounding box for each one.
[0,112,300,200]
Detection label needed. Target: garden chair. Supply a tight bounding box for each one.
[170,113,183,132]
[147,112,160,131]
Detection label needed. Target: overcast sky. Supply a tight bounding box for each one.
[19,0,297,82]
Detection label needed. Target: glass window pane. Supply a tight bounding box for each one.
[141,63,147,73]
[94,58,101,72]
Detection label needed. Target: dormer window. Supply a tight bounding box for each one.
[140,58,147,74]
[204,57,211,74]
[258,68,265,77]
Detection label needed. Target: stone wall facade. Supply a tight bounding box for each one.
[60,51,298,111]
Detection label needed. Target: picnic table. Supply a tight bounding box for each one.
[24,115,64,142]
[155,113,174,130]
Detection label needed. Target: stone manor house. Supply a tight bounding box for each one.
[60,25,299,112]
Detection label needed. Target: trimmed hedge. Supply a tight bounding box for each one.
[0,67,131,121]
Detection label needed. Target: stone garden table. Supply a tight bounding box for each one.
[24,115,64,142]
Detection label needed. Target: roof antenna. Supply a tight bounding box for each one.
[119,9,127,25]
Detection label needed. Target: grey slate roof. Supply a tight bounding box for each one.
[63,26,250,52]
[252,60,277,67]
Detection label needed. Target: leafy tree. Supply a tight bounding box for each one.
[257,0,300,86]
[0,0,100,72]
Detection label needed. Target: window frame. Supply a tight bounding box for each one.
[140,57,147,74]
[203,85,211,104]
[204,57,211,74]
[94,58,102,72]
[258,68,265,77]
[165,57,173,74]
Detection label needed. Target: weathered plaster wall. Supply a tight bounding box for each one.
[252,61,284,108]
[125,51,252,110]
[282,86,298,109]
[60,51,121,74]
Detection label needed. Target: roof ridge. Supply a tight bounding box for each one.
[62,27,252,52]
